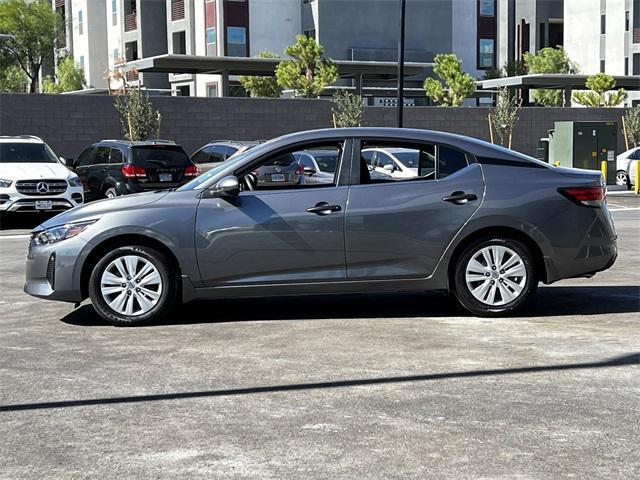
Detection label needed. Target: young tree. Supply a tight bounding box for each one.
[276,34,338,98]
[331,90,364,127]
[0,0,62,93]
[239,51,282,98]
[114,88,162,141]
[0,63,28,92]
[424,53,475,107]
[489,87,522,148]
[572,73,627,107]
[623,105,640,148]
[42,56,86,93]
[523,47,578,106]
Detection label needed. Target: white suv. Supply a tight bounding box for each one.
[0,136,84,214]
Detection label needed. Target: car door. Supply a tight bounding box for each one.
[345,139,484,280]
[73,147,95,200]
[87,146,110,198]
[195,139,350,286]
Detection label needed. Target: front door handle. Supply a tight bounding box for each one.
[442,191,478,204]
[306,202,342,215]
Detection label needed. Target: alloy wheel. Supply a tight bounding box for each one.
[616,171,628,186]
[100,255,163,316]
[465,245,527,306]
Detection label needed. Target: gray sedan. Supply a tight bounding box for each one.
[25,128,617,326]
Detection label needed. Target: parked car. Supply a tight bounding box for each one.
[250,151,305,188]
[25,128,617,326]
[71,140,197,200]
[616,147,640,189]
[293,149,337,185]
[191,140,261,173]
[0,135,83,214]
[362,147,433,179]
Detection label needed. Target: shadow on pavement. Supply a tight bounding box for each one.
[1,352,637,412]
[0,212,55,231]
[60,285,640,327]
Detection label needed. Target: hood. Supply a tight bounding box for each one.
[0,162,76,181]
[37,190,170,230]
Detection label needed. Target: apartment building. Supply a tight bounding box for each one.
[53,0,109,90]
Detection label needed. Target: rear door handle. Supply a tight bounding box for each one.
[306,202,342,215]
[442,192,478,204]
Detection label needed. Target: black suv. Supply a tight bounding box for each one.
[71,140,197,200]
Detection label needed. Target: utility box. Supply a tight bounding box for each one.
[548,121,617,185]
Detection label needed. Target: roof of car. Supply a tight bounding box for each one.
[95,139,178,147]
[0,135,43,144]
[207,140,262,147]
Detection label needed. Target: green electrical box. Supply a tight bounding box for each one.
[547,121,617,185]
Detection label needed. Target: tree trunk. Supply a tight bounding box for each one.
[29,76,38,93]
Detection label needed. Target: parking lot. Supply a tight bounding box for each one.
[0,195,638,479]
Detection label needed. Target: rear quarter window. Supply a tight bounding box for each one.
[438,146,469,178]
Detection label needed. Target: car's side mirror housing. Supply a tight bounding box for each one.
[303,166,316,176]
[205,175,240,198]
[383,164,395,172]
[59,156,67,166]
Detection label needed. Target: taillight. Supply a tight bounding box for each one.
[559,186,605,208]
[121,164,146,178]
[184,165,199,177]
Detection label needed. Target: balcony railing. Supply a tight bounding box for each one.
[124,12,137,32]
[633,27,640,44]
[55,0,65,7]
[125,70,139,82]
[171,0,185,21]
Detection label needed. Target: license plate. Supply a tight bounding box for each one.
[271,174,285,182]
[35,200,52,210]
[159,173,172,182]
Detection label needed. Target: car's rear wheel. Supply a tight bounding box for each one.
[88,245,177,326]
[615,171,631,190]
[453,237,537,316]
[105,187,118,198]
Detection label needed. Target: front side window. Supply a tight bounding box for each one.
[76,147,94,167]
[0,143,59,164]
[479,38,495,68]
[226,26,247,57]
[239,142,344,191]
[93,147,110,165]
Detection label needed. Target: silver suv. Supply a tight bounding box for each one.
[0,136,83,214]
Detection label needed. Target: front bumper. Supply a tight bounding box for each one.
[0,186,84,213]
[24,233,88,303]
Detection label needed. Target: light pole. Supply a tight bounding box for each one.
[396,0,406,128]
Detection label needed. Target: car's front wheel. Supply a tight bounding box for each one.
[616,170,631,189]
[88,245,178,326]
[105,187,118,198]
[453,237,537,317]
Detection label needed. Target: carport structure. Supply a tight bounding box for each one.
[477,74,640,106]
[125,54,432,96]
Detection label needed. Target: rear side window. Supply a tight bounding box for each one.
[109,148,123,164]
[191,147,210,164]
[131,145,191,167]
[93,147,110,165]
[438,146,468,178]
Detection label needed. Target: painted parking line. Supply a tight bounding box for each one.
[609,207,640,212]
[0,234,31,240]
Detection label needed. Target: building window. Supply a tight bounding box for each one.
[173,31,186,54]
[625,57,629,75]
[303,29,316,40]
[79,55,85,71]
[539,22,546,49]
[112,0,117,25]
[600,14,606,34]
[226,26,247,57]
[479,38,495,69]
[479,0,495,17]
[206,83,218,97]
[626,11,630,31]
[176,85,190,96]
[113,48,120,63]
[206,27,217,56]
[78,10,83,35]
[600,59,605,73]
[633,53,640,76]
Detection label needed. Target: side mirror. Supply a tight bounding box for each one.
[206,175,240,198]
[59,156,67,165]
[303,166,316,176]
[383,164,395,172]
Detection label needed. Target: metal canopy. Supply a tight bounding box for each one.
[477,74,640,91]
[126,54,432,79]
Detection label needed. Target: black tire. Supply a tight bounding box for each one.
[88,245,178,326]
[453,237,537,317]
[104,187,118,199]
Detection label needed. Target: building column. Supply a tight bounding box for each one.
[354,74,363,96]
[220,71,229,97]
[564,87,572,107]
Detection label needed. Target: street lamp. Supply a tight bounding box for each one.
[396,0,406,128]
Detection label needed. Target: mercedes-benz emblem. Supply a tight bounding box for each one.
[37,182,49,193]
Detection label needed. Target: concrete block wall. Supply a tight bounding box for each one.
[0,93,630,160]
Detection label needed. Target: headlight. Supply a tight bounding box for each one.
[67,177,82,187]
[31,220,97,247]
[0,178,12,188]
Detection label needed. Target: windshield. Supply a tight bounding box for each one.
[178,140,277,190]
[132,145,191,168]
[0,143,59,164]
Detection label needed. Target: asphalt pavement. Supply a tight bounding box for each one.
[0,199,638,479]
